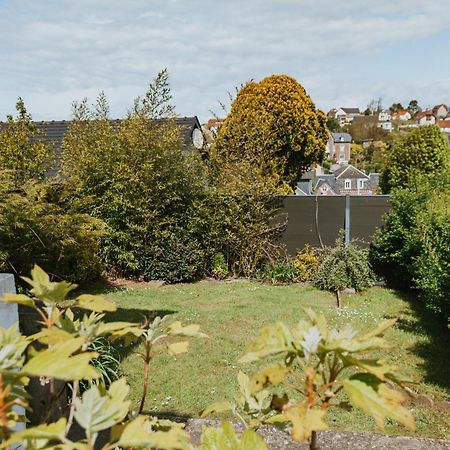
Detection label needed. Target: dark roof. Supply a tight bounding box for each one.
[295,180,312,195]
[315,175,338,194]
[334,164,369,179]
[0,117,201,177]
[340,108,360,114]
[330,132,352,143]
[0,116,201,149]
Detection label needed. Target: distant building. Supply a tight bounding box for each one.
[378,109,391,122]
[414,110,436,126]
[330,107,361,126]
[205,118,225,133]
[392,110,411,121]
[438,119,450,134]
[432,104,449,119]
[296,164,380,196]
[325,132,352,164]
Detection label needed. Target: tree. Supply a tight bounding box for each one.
[0,98,54,187]
[389,102,404,113]
[407,99,421,115]
[380,125,450,193]
[366,98,383,115]
[213,75,328,187]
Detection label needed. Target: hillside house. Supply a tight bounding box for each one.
[296,164,380,196]
[334,107,361,126]
[414,110,436,126]
[392,110,411,121]
[438,119,450,133]
[432,104,449,119]
[325,132,352,164]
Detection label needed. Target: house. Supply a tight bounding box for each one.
[414,110,436,126]
[378,109,391,122]
[438,119,450,134]
[0,116,204,177]
[334,107,361,126]
[378,121,393,132]
[296,164,380,196]
[325,132,352,164]
[432,104,449,119]
[204,118,224,133]
[392,110,411,121]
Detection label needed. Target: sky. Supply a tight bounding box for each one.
[1,0,450,123]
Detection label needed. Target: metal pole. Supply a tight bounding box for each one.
[345,194,350,245]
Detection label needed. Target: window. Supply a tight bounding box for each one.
[344,179,351,190]
[339,144,345,160]
[358,179,365,189]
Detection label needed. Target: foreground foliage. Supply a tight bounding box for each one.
[203,309,414,449]
[0,266,269,450]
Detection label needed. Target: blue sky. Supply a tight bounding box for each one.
[1,0,449,122]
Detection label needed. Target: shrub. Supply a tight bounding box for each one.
[211,252,228,279]
[294,245,319,282]
[371,173,450,322]
[314,233,375,306]
[0,181,104,283]
[263,260,298,284]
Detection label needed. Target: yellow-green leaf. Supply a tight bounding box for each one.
[250,364,289,394]
[74,379,130,435]
[23,337,99,381]
[343,374,415,431]
[201,401,232,418]
[0,293,35,308]
[76,294,117,312]
[117,415,191,449]
[21,265,77,304]
[167,321,207,337]
[284,405,328,442]
[168,341,189,356]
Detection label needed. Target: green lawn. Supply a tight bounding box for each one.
[90,281,449,439]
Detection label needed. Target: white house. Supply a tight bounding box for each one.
[432,104,449,119]
[392,110,411,121]
[415,110,436,126]
[438,119,450,133]
[378,109,391,122]
[334,108,361,126]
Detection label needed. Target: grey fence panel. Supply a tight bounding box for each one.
[278,196,346,254]
[277,195,390,254]
[349,196,390,245]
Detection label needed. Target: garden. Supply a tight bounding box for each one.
[0,72,449,449]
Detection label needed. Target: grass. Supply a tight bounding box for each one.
[89,281,450,439]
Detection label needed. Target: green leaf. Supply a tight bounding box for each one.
[201,401,233,418]
[0,324,29,371]
[167,321,207,337]
[0,418,67,449]
[74,378,130,436]
[200,421,267,450]
[76,294,117,312]
[23,337,99,380]
[340,355,396,381]
[360,319,396,340]
[117,415,191,449]
[343,374,415,431]
[0,293,35,308]
[168,341,189,356]
[239,323,293,363]
[250,364,289,394]
[284,405,328,442]
[21,265,77,304]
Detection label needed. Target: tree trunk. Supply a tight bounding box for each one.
[335,290,341,308]
[310,430,319,450]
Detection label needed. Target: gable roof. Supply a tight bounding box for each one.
[438,119,450,128]
[334,164,369,180]
[340,108,360,114]
[330,132,352,143]
[432,104,448,114]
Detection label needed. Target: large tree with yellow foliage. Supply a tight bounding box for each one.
[213,75,328,188]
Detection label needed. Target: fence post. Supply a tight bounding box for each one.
[345,194,350,245]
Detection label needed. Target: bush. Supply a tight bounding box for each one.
[263,260,298,284]
[314,233,375,305]
[371,173,450,322]
[294,245,319,282]
[0,180,104,283]
[211,252,228,279]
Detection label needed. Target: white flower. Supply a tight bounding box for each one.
[301,326,322,357]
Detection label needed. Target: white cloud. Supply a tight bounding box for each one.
[0,0,449,121]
